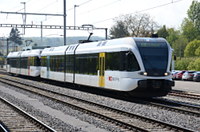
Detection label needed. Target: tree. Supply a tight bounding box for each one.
[195,46,200,56]
[173,35,188,57]
[176,57,200,70]
[110,13,159,38]
[110,20,129,38]
[166,28,180,47]
[175,58,192,70]
[184,39,200,57]
[188,0,200,31]
[157,25,169,39]
[181,18,200,42]
[193,58,200,70]
[188,58,200,70]
[9,27,23,45]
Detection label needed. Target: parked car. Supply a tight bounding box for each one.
[182,71,195,81]
[172,71,179,80]
[193,72,200,82]
[176,71,186,80]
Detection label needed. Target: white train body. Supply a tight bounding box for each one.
[7,49,42,77]
[7,51,22,74]
[7,37,174,97]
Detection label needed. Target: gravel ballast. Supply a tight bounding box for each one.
[0,77,199,131]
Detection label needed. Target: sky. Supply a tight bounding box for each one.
[0,0,195,38]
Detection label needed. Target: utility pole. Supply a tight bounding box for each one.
[63,0,66,45]
[6,38,9,55]
[74,5,79,27]
[41,21,43,43]
[20,2,26,35]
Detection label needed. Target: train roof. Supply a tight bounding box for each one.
[40,37,170,56]
[7,51,22,58]
[75,37,168,54]
[75,37,135,54]
[41,45,69,56]
[133,37,167,42]
[21,49,43,57]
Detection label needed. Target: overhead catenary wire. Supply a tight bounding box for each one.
[36,0,59,13]
[41,0,94,24]
[78,0,121,15]
[0,0,189,37]
[31,0,59,23]
[66,0,93,12]
[92,0,185,24]
[9,0,33,12]
[36,0,93,23]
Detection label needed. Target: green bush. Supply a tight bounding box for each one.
[175,58,192,70]
[190,58,200,71]
[175,57,200,70]
[184,39,200,57]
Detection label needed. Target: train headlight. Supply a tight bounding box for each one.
[164,72,170,76]
[143,72,148,76]
[139,72,148,76]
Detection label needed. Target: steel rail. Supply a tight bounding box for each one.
[145,98,200,117]
[0,76,195,132]
[0,123,9,132]
[169,90,200,100]
[0,96,56,132]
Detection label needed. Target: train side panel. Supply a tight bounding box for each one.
[20,49,42,77]
[40,46,70,82]
[7,51,22,75]
[74,74,99,87]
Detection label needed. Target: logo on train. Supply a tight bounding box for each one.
[108,76,119,81]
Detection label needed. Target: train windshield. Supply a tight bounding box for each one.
[136,40,168,76]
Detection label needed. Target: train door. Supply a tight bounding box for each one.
[28,57,31,75]
[47,56,50,79]
[99,53,105,87]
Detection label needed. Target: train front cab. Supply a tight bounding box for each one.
[127,38,174,97]
[94,37,174,97]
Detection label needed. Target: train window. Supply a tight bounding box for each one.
[66,55,74,73]
[50,55,65,72]
[106,52,120,71]
[21,57,28,68]
[75,53,98,75]
[36,57,41,66]
[7,58,9,65]
[105,51,140,72]
[136,41,168,76]
[28,57,40,66]
[29,57,34,66]
[9,58,20,68]
[124,51,140,71]
[41,56,47,66]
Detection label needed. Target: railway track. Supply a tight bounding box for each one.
[145,98,200,117]
[0,75,195,132]
[169,90,200,100]
[0,96,56,132]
